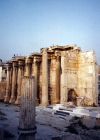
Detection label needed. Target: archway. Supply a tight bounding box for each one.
[67,89,77,105]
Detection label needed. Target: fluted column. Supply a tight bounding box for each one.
[41,48,48,106]
[18,76,36,140]
[34,58,39,106]
[15,60,25,104]
[4,63,12,102]
[55,55,60,103]
[9,61,17,103]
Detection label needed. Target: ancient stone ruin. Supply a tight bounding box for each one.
[0,44,98,106]
[0,44,100,140]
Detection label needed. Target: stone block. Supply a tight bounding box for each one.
[96,114,100,118]
[65,116,74,121]
[96,118,100,127]
[81,116,96,128]
[61,132,82,140]
[70,112,83,117]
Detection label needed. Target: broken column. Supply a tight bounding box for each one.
[4,63,12,102]
[18,76,36,140]
[41,48,48,106]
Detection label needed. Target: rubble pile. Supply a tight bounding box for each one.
[36,107,76,131]
[36,105,100,140]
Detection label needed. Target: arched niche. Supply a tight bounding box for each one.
[67,89,77,105]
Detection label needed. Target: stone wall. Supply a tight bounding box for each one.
[61,51,79,104]
[0,82,6,100]
[60,50,98,106]
[78,51,98,105]
[1,44,98,106]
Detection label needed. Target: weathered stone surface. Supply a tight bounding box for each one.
[19,76,36,140]
[61,132,82,140]
[0,45,98,106]
[81,116,96,128]
[0,82,6,100]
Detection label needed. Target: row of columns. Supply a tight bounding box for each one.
[4,56,41,105]
[41,49,61,105]
[4,60,25,104]
[4,48,61,105]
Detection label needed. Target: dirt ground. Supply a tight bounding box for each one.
[0,102,62,140]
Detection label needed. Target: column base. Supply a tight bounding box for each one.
[60,101,67,104]
[9,96,15,104]
[53,100,60,104]
[15,96,21,105]
[35,98,39,106]
[39,102,49,107]
[4,96,9,102]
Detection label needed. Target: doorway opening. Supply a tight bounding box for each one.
[67,89,77,105]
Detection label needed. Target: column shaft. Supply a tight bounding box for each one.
[26,64,30,76]
[55,57,60,103]
[25,57,32,76]
[15,67,22,104]
[9,62,17,103]
[41,48,48,106]
[34,61,39,105]
[4,64,11,102]
[60,52,68,104]
[18,76,36,140]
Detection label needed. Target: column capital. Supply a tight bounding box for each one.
[25,57,32,65]
[12,61,18,68]
[34,56,42,63]
[55,50,61,58]
[40,48,48,54]
[55,53,61,62]
[61,51,67,57]
[5,63,12,70]
[18,59,25,68]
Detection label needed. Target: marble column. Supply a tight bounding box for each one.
[9,61,17,103]
[4,63,12,102]
[18,76,36,140]
[41,48,48,106]
[60,51,68,104]
[25,57,32,76]
[55,55,60,103]
[15,60,24,104]
[34,58,39,106]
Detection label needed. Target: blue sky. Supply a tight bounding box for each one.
[0,0,100,63]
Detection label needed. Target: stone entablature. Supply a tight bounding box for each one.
[1,45,98,106]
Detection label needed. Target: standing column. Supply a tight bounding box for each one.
[15,60,25,104]
[9,61,17,103]
[60,51,68,104]
[18,76,36,140]
[25,57,32,76]
[41,48,48,106]
[34,58,39,106]
[4,63,12,102]
[55,55,60,103]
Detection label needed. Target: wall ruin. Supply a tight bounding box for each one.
[0,44,98,106]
